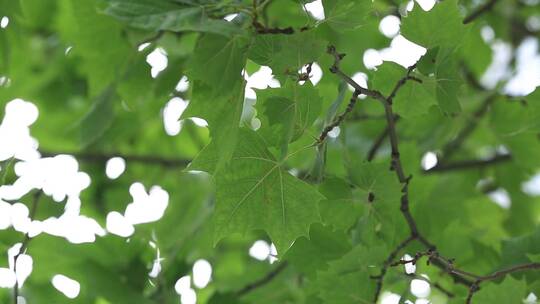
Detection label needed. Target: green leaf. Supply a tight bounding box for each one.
[461,26,492,77]
[490,91,540,135]
[190,129,323,253]
[322,0,373,31]
[401,0,467,49]
[393,75,437,118]
[369,62,406,97]
[416,47,439,75]
[248,32,324,77]
[255,82,323,157]
[188,33,250,98]
[57,0,132,95]
[474,277,526,304]
[79,85,117,147]
[318,177,364,231]
[316,245,385,304]
[104,0,243,37]
[184,80,246,171]
[434,49,462,114]
[349,162,407,246]
[501,227,540,267]
[285,224,351,276]
[349,162,401,207]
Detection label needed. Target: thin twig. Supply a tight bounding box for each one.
[40,151,191,168]
[367,124,391,162]
[236,262,288,296]
[463,0,500,24]
[318,90,360,142]
[327,46,387,102]
[393,250,540,303]
[13,191,42,304]
[424,154,511,173]
[326,46,474,299]
[372,235,416,303]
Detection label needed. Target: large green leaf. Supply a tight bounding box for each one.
[434,49,463,114]
[248,32,324,77]
[393,75,437,118]
[190,129,324,253]
[473,277,527,304]
[188,33,250,98]
[316,245,386,304]
[256,82,322,157]
[104,0,243,37]
[401,0,467,49]
[57,0,132,95]
[322,0,373,31]
[184,80,246,171]
[285,224,351,277]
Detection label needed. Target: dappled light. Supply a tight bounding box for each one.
[105,157,126,180]
[146,48,168,78]
[51,275,80,299]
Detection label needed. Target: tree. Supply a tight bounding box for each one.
[0,0,539,303]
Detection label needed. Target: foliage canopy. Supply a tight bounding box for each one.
[0,0,540,303]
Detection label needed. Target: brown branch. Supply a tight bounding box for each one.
[236,262,288,296]
[392,249,480,280]
[253,21,295,34]
[40,151,191,168]
[393,250,540,303]
[327,46,387,102]
[463,0,500,24]
[318,90,360,142]
[13,191,42,304]
[327,46,474,299]
[424,154,511,173]
[298,62,313,82]
[372,235,416,303]
[468,262,540,303]
[387,65,420,103]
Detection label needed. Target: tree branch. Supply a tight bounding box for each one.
[424,154,511,173]
[327,46,387,102]
[392,250,540,303]
[463,0,500,24]
[403,273,455,298]
[372,235,416,303]
[367,124,391,162]
[236,262,288,296]
[326,46,474,299]
[13,191,42,304]
[319,90,360,142]
[366,115,402,162]
[40,151,191,168]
